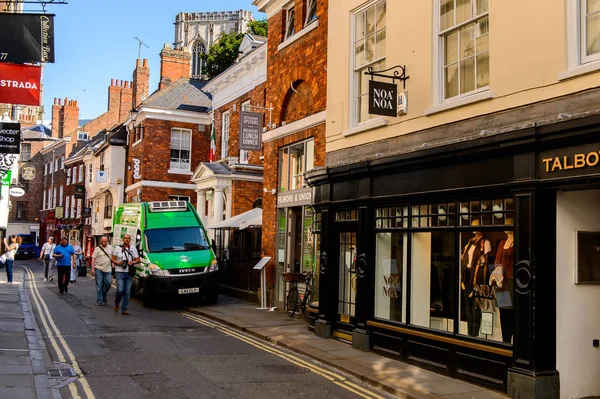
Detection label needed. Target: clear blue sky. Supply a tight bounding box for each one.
[40,0,264,120]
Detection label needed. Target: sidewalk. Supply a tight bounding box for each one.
[187,297,507,399]
[0,268,57,399]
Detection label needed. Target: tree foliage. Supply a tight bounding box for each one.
[201,19,269,80]
[201,32,244,80]
[248,19,268,37]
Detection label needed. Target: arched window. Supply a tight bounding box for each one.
[191,41,206,78]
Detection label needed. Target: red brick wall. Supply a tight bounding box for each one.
[133,186,197,205]
[213,82,266,164]
[261,0,328,303]
[232,180,263,216]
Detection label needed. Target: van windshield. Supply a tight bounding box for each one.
[145,227,210,253]
[20,236,35,244]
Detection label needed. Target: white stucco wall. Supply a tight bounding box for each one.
[556,189,600,399]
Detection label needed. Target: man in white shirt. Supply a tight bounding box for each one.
[91,236,114,306]
[39,237,55,282]
[111,234,139,315]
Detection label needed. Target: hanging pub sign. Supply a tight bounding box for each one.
[0,13,55,63]
[74,185,85,199]
[0,63,41,107]
[20,164,35,181]
[0,122,21,154]
[239,111,263,151]
[83,207,91,217]
[369,80,398,117]
[54,206,64,219]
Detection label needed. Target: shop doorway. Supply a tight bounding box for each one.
[334,226,358,341]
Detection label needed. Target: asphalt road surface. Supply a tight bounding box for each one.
[17,258,393,399]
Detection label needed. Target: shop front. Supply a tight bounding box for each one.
[307,115,600,397]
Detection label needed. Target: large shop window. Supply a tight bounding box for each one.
[353,0,386,125]
[374,198,515,345]
[278,140,314,192]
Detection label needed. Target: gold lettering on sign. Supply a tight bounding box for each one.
[382,274,401,299]
[543,150,600,173]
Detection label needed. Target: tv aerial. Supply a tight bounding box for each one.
[134,37,149,59]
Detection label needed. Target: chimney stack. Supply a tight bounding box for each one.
[133,58,150,107]
[159,44,191,91]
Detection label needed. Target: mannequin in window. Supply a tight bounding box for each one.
[461,219,491,337]
[490,221,514,343]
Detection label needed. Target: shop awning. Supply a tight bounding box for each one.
[207,208,262,230]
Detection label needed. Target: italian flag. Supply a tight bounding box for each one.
[209,124,216,162]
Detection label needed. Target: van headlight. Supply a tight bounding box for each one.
[149,263,168,276]
[209,259,219,272]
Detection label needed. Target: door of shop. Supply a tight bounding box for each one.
[333,224,358,342]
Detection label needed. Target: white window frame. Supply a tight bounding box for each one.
[71,196,75,219]
[60,156,64,169]
[221,111,230,159]
[78,165,84,183]
[169,128,193,174]
[65,193,69,216]
[59,185,63,207]
[72,167,77,184]
[581,0,600,64]
[44,163,48,175]
[20,143,31,162]
[562,0,600,79]
[49,160,53,174]
[305,0,317,26]
[284,3,295,40]
[54,157,58,171]
[77,199,82,218]
[52,187,56,208]
[350,0,387,128]
[88,164,93,183]
[432,0,491,108]
[66,168,71,185]
[43,190,46,210]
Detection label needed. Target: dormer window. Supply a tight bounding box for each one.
[285,5,295,39]
[78,131,89,141]
[305,0,317,26]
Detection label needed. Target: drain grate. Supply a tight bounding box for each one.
[47,368,76,378]
[261,365,310,375]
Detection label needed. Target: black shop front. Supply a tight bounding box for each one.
[306,113,600,397]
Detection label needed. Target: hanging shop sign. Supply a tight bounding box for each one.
[74,185,85,199]
[0,13,55,63]
[83,207,91,217]
[0,122,21,154]
[54,206,64,219]
[365,65,409,117]
[1,170,12,186]
[0,63,41,107]
[132,158,141,179]
[20,164,35,180]
[239,111,263,151]
[9,187,24,197]
[539,143,600,179]
[277,187,312,208]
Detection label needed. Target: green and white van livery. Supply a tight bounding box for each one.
[113,201,219,306]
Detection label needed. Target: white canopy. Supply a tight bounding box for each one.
[207,208,262,230]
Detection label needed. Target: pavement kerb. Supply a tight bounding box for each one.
[185,307,423,399]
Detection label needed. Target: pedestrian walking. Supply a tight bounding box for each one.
[3,235,22,284]
[70,239,83,283]
[39,237,56,282]
[53,237,76,294]
[112,234,139,315]
[91,236,114,306]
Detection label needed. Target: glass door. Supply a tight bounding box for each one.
[335,227,358,339]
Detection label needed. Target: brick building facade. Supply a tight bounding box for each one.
[254,0,327,308]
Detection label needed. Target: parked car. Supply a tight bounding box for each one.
[16,234,37,259]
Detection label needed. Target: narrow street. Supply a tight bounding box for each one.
[18,259,392,399]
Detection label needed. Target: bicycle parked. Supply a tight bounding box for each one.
[283,271,314,319]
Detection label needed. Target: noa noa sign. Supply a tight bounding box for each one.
[368,80,397,117]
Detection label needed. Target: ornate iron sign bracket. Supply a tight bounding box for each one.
[364,65,409,90]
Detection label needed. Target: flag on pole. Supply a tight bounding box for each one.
[209,124,216,162]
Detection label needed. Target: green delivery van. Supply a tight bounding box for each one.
[112,201,219,306]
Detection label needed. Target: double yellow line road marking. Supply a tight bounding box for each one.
[24,267,96,399]
[181,312,388,399]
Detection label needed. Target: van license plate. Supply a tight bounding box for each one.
[178,288,200,294]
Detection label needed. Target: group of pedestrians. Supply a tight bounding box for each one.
[37,234,139,315]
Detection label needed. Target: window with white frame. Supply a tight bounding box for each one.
[49,160,53,174]
[43,190,46,210]
[47,189,51,209]
[353,0,386,125]
[59,185,63,207]
[240,101,250,164]
[44,163,48,175]
[20,143,31,162]
[581,0,600,63]
[54,157,58,171]
[221,111,230,159]
[438,0,489,100]
[52,187,56,208]
[305,0,317,26]
[88,164,92,183]
[285,3,295,39]
[66,168,71,185]
[61,156,64,169]
[77,199,82,218]
[191,41,206,78]
[71,196,75,218]
[65,194,69,216]
[78,165,84,182]
[170,128,192,172]
[72,167,77,184]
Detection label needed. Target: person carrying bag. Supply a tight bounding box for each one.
[39,237,56,282]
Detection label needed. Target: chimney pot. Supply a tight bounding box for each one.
[143,59,148,68]
[111,79,115,86]
[136,59,141,67]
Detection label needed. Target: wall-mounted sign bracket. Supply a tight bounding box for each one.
[364,65,410,90]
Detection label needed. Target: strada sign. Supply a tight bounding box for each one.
[0,63,41,106]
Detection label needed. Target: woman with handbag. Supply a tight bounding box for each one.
[39,237,56,282]
[4,235,22,284]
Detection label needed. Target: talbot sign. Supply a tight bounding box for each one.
[369,80,397,117]
[21,165,35,180]
[277,187,312,208]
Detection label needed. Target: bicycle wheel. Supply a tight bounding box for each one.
[286,287,299,317]
[300,290,312,320]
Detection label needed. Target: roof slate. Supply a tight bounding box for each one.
[142,78,211,112]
